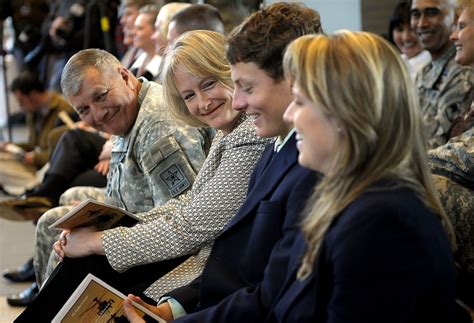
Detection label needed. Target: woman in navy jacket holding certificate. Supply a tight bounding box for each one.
[274,30,464,323]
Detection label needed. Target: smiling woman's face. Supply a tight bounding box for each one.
[68,67,138,135]
[450,8,474,66]
[174,65,238,135]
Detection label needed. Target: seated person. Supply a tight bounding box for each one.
[411,0,472,149]
[129,4,162,80]
[117,0,160,69]
[121,3,324,322]
[16,30,269,322]
[428,0,474,310]
[150,2,190,61]
[165,3,224,44]
[266,30,461,322]
[8,47,209,309]
[0,71,76,196]
[388,1,431,80]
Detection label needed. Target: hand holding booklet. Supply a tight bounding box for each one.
[53,273,165,322]
[48,199,141,231]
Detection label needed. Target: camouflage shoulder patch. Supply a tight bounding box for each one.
[159,164,191,197]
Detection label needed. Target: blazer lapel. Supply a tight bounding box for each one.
[267,234,314,320]
[223,134,299,232]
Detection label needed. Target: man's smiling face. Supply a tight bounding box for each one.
[68,67,139,135]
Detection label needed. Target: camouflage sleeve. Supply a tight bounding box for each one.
[59,186,107,206]
[137,127,205,206]
[432,174,474,273]
[102,132,267,272]
[426,66,472,149]
[428,128,474,189]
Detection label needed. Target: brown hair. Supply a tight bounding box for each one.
[226,2,323,81]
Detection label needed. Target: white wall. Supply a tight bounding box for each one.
[265,0,362,33]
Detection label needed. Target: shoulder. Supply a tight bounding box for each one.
[329,183,440,241]
[443,58,473,89]
[223,116,271,149]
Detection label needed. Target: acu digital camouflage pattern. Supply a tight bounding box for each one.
[432,175,473,273]
[34,187,107,286]
[429,128,474,189]
[104,79,210,213]
[416,46,473,149]
[428,120,473,274]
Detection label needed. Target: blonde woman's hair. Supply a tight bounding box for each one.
[283,30,456,279]
[456,0,474,17]
[160,30,233,127]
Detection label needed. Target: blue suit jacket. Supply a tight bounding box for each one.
[169,134,320,322]
[268,182,458,323]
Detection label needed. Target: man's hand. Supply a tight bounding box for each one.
[22,151,36,165]
[53,226,104,260]
[123,294,174,322]
[94,159,110,176]
[94,140,112,175]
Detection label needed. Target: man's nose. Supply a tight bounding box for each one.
[91,104,108,123]
[232,89,246,112]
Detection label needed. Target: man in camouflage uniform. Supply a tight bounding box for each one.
[7,48,209,306]
[429,129,473,272]
[411,0,472,149]
[429,128,474,308]
[427,0,474,309]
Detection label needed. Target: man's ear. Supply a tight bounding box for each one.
[118,66,129,81]
[117,66,136,90]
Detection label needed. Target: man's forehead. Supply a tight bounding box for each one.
[231,62,260,81]
[412,0,452,9]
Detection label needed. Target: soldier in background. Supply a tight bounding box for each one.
[428,0,474,311]
[411,0,472,149]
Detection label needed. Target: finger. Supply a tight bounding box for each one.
[59,233,68,246]
[128,295,163,316]
[123,299,146,323]
[53,241,65,260]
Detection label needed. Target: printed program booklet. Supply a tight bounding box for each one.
[52,273,165,323]
[48,199,140,231]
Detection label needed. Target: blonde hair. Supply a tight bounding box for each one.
[283,31,456,279]
[160,30,233,127]
[456,0,474,17]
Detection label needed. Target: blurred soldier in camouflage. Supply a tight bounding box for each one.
[7,48,210,306]
[428,0,473,309]
[411,0,472,149]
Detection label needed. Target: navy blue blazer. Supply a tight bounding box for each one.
[168,134,320,322]
[268,183,458,323]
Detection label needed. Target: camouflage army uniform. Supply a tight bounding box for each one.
[429,127,474,273]
[416,46,472,149]
[101,116,270,300]
[34,79,211,286]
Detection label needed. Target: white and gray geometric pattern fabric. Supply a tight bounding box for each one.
[102,116,271,299]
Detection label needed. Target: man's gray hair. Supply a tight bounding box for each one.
[60,49,122,99]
